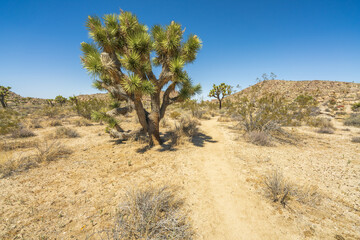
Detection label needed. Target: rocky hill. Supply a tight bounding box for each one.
[230,80,360,107]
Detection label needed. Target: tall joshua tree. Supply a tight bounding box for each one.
[81,11,202,145]
[0,86,11,108]
[209,83,232,109]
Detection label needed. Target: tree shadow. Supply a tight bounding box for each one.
[135,131,217,153]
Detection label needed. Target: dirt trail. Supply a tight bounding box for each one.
[183,118,300,240]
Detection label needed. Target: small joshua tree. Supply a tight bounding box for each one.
[81,10,202,145]
[0,86,11,108]
[55,95,67,106]
[208,83,232,109]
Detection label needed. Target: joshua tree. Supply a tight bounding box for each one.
[208,83,232,109]
[55,95,67,106]
[81,10,202,145]
[0,86,11,108]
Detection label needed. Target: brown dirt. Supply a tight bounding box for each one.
[1,116,359,239]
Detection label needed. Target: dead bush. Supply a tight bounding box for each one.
[317,127,334,134]
[160,117,170,128]
[264,170,291,207]
[11,127,36,138]
[55,127,80,138]
[170,117,199,146]
[112,186,193,240]
[247,131,272,146]
[351,136,360,143]
[49,119,63,126]
[217,116,231,122]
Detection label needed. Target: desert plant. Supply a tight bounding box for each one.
[307,117,334,129]
[247,131,272,146]
[70,97,108,120]
[73,118,92,126]
[112,186,193,240]
[0,154,37,178]
[208,83,232,109]
[55,127,80,138]
[0,109,20,134]
[170,117,199,145]
[317,127,334,134]
[11,127,36,138]
[55,95,67,106]
[264,170,291,207]
[351,136,360,143]
[0,86,11,108]
[344,114,360,127]
[81,11,202,145]
[29,119,43,128]
[49,120,63,126]
[352,102,360,112]
[170,111,182,119]
[40,105,60,118]
[35,141,72,162]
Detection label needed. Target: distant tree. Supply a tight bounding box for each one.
[55,95,67,106]
[46,99,55,107]
[80,10,202,145]
[208,83,232,109]
[0,86,11,108]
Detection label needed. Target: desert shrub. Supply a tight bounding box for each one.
[39,106,60,118]
[0,140,37,151]
[55,127,80,138]
[35,141,72,162]
[307,117,334,129]
[0,155,37,178]
[29,119,43,128]
[170,111,182,119]
[351,136,360,143]
[352,102,360,112]
[217,116,231,122]
[73,118,92,127]
[170,117,199,145]
[71,97,109,120]
[160,117,170,128]
[247,131,272,146]
[112,186,193,240]
[0,109,20,135]
[344,114,360,127]
[317,127,334,134]
[49,119,63,126]
[11,127,36,138]
[264,170,291,207]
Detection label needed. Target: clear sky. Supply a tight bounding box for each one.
[0,0,359,99]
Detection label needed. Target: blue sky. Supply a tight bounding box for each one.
[0,0,359,99]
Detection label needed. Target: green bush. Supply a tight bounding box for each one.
[351,102,360,112]
[0,109,20,135]
[71,98,109,120]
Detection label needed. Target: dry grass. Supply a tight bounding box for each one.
[0,141,72,178]
[111,186,193,240]
[54,127,80,138]
[170,111,182,120]
[351,136,360,143]
[344,114,360,127]
[28,119,43,129]
[307,117,334,128]
[217,116,232,122]
[246,131,272,146]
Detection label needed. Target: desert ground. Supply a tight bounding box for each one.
[1,104,359,239]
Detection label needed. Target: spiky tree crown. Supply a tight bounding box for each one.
[80,11,202,101]
[209,83,232,100]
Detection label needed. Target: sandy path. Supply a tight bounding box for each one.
[183,118,300,240]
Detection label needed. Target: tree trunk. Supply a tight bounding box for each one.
[147,112,162,146]
[219,99,222,109]
[0,96,6,108]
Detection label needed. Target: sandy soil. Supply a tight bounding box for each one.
[0,117,359,239]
